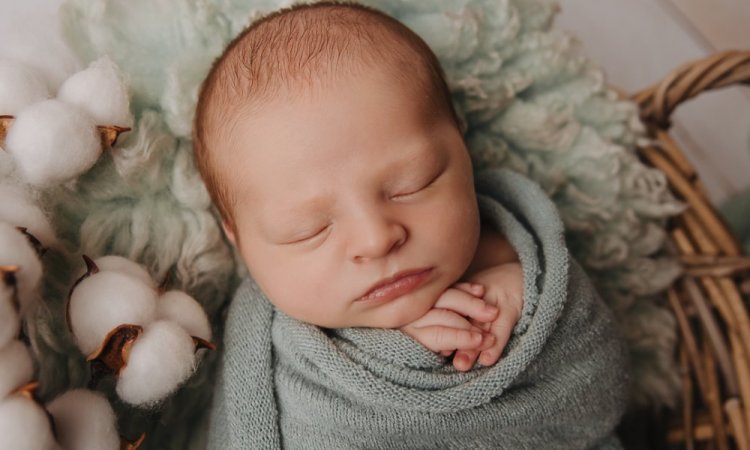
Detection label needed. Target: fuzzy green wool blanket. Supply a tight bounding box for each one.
[207,169,629,449]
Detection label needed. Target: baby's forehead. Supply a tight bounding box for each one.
[207,6,439,145]
[202,3,453,137]
[220,10,419,91]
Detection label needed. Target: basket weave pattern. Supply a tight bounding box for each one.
[633,50,750,450]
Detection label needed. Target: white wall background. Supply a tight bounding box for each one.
[1,0,748,204]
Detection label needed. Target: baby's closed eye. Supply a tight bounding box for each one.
[389,170,442,200]
[281,223,332,245]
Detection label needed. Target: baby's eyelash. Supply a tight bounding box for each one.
[392,172,440,199]
[286,224,330,245]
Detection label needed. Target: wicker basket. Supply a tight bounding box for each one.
[631,50,750,450]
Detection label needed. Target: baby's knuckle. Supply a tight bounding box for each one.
[428,328,447,348]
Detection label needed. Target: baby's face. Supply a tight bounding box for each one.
[220,69,480,328]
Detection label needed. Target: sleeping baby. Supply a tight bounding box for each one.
[193,2,629,449]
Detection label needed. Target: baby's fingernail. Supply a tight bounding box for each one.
[454,356,470,372]
[484,304,498,314]
[471,332,482,342]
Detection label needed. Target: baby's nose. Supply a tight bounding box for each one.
[348,215,407,262]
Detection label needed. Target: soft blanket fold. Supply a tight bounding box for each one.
[207,168,629,449]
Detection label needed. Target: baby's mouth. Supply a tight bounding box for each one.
[357,268,433,303]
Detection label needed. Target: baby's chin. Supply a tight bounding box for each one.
[339,294,441,329]
[276,296,434,330]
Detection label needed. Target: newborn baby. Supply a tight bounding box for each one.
[193,2,628,449]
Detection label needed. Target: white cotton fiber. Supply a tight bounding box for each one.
[0,58,50,115]
[0,395,57,450]
[4,99,101,186]
[57,56,133,127]
[0,183,56,247]
[94,255,155,288]
[68,270,157,356]
[0,222,42,311]
[0,340,33,399]
[157,290,211,341]
[47,389,119,450]
[116,320,196,407]
[0,284,19,349]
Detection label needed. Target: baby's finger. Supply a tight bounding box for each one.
[408,308,474,330]
[453,282,485,298]
[479,312,517,366]
[435,289,497,323]
[440,350,454,357]
[469,316,492,333]
[415,326,484,352]
[453,349,479,372]
[453,333,495,371]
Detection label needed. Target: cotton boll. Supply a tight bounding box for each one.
[0,340,33,399]
[58,56,133,128]
[46,389,119,450]
[0,395,57,450]
[69,271,157,356]
[0,283,19,349]
[4,99,100,185]
[0,183,56,247]
[0,58,51,115]
[157,290,211,341]
[116,320,196,407]
[0,222,42,311]
[93,255,155,288]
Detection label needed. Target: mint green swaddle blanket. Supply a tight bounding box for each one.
[207,169,629,449]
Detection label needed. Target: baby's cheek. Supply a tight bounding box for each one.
[271,262,349,326]
[438,223,480,280]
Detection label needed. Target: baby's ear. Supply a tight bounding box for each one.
[221,220,237,246]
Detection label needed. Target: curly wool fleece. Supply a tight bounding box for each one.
[36,0,684,448]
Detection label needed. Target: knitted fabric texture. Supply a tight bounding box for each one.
[207,169,629,449]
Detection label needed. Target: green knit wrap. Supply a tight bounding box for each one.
[208,169,629,449]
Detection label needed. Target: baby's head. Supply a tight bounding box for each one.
[194,2,480,328]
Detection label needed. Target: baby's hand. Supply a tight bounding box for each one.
[400,282,498,356]
[454,262,524,372]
